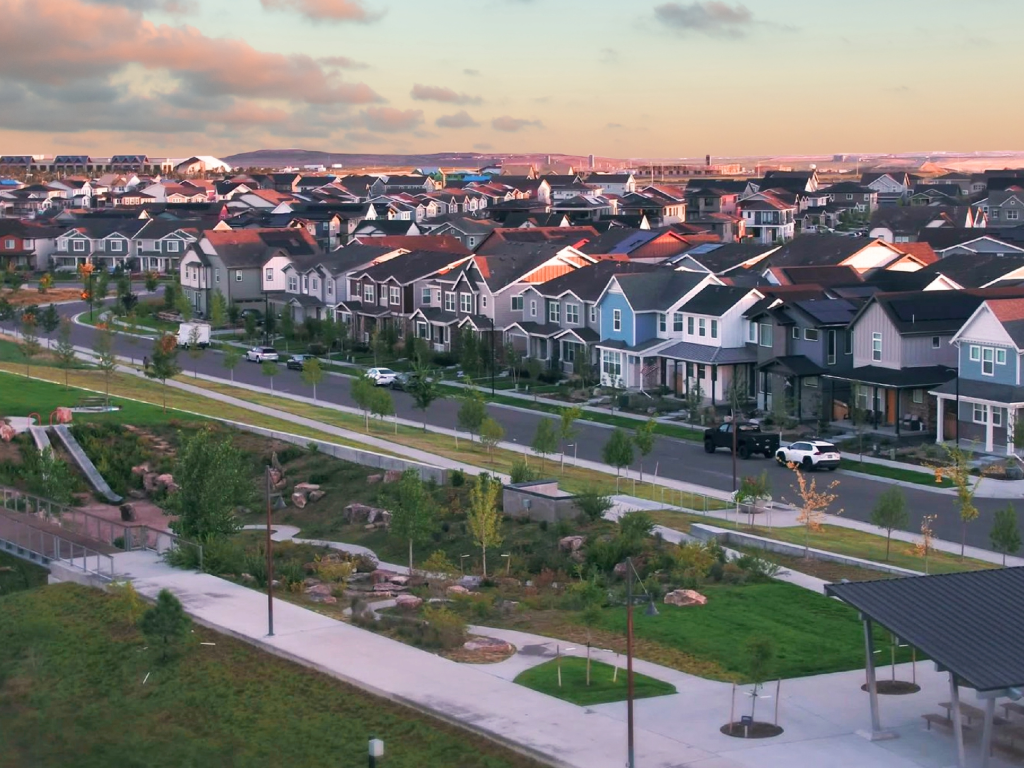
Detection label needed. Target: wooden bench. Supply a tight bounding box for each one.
[77,396,106,409]
[938,701,1008,727]
[1004,702,1024,719]
[923,714,975,732]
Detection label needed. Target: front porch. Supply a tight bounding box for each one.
[931,378,1024,456]
[757,355,827,421]
[826,365,955,438]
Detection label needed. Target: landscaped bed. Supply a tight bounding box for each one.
[0,584,546,768]
[514,657,676,706]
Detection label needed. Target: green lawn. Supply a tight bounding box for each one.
[0,551,48,596]
[514,657,676,706]
[0,339,88,370]
[0,584,546,768]
[841,458,952,487]
[596,581,912,681]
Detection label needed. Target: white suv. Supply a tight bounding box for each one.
[366,367,397,386]
[776,440,841,471]
[246,346,279,363]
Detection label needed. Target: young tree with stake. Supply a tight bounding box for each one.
[186,325,205,378]
[38,304,60,348]
[139,589,192,663]
[388,470,436,573]
[300,356,324,401]
[480,416,504,463]
[261,359,279,393]
[458,386,487,441]
[221,344,242,382]
[19,312,40,378]
[633,418,656,484]
[351,375,376,431]
[786,464,842,556]
[602,428,634,483]
[145,334,182,411]
[559,405,582,472]
[370,385,396,432]
[990,504,1021,566]
[55,317,78,389]
[467,474,502,577]
[531,417,559,471]
[870,486,909,561]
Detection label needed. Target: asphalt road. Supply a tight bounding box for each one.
[3,296,1021,554]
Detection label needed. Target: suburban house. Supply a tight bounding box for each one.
[738,191,796,244]
[585,173,636,196]
[822,182,878,213]
[53,219,147,270]
[979,187,1024,229]
[869,205,981,243]
[933,299,1024,453]
[861,172,912,206]
[593,269,722,389]
[0,220,61,270]
[756,235,913,275]
[668,242,780,276]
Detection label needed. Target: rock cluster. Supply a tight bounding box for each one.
[663,589,707,607]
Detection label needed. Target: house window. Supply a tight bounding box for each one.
[59,240,68,251]
[658,313,666,333]
[983,347,994,376]
[511,294,524,311]
[1008,210,1020,221]
[792,327,800,340]
[759,323,773,348]
[566,304,579,325]
[590,305,597,323]
[997,348,1007,365]
[109,240,122,252]
[482,296,487,309]
[73,240,85,252]
[444,292,455,312]
[805,376,819,388]
[748,321,757,343]
[549,302,560,323]
[804,328,819,342]
[827,330,837,365]
[602,350,622,378]
[288,277,298,292]
[460,293,473,313]
[235,271,242,282]
[711,320,718,339]
[214,269,220,283]
[688,317,695,335]
[265,268,273,281]
[913,389,923,404]
[994,407,1004,427]
[613,309,622,332]
[3,239,14,250]
[302,276,308,292]
[969,345,981,362]
[871,332,882,361]
[674,312,684,332]
[390,286,401,306]
[417,322,428,339]
[530,300,537,318]
[422,287,431,305]
[327,281,333,296]
[436,290,441,303]
[973,403,988,424]
[166,241,179,253]
[364,284,375,303]
[932,336,940,349]
[698,318,706,337]
[311,278,319,291]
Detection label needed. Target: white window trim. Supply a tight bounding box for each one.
[390,286,401,306]
[613,309,622,332]
[973,403,988,424]
[804,328,819,341]
[969,345,981,361]
[530,300,537,317]
[997,348,1007,365]
[566,304,579,325]
[235,271,242,282]
[265,268,273,281]
[982,347,995,376]
[445,292,455,312]
[871,332,882,362]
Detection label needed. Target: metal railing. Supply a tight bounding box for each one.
[0,509,116,580]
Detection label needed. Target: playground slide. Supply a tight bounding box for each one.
[28,425,52,453]
[50,425,123,504]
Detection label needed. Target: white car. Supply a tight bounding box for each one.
[366,367,397,386]
[776,440,841,471]
[246,346,279,363]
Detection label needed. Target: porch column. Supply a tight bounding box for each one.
[1009,407,1017,456]
[986,406,995,453]
[949,673,967,768]
[895,389,901,437]
[873,386,880,428]
[711,366,718,407]
[936,397,945,443]
[863,617,882,734]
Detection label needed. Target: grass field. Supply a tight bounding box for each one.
[840,458,953,487]
[514,657,676,706]
[0,584,546,768]
[646,509,994,575]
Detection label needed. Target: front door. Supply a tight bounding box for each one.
[886,389,897,426]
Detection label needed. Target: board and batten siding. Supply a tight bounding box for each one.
[903,335,956,368]
[853,302,901,369]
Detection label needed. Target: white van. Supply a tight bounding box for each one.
[177,322,211,348]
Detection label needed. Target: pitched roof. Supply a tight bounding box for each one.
[919,252,1024,288]
[202,227,319,268]
[761,234,892,269]
[474,226,598,255]
[774,265,863,288]
[358,249,471,284]
[681,285,755,316]
[670,242,779,274]
[354,234,469,255]
[891,241,938,265]
[533,260,661,301]
[985,298,1024,347]
[473,241,588,292]
[320,244,400,276]
[866,291,990,335]
[612,270,708,312]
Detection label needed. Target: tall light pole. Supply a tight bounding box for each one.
[488,315,496,396]
[625,556,658,768]
[265,465,275,637]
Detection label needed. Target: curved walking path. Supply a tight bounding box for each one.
[241,524,408,574]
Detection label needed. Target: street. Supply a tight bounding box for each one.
[3,296,1021,553]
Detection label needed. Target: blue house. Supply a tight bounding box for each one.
[934,298,1024,453]
[593,269,718,388]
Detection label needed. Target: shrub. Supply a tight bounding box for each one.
[673,542,716,582]
[708,561,725,582]
[421,605,467,649]
[575,489,614,522]
[276,446,304,464]
[618,511,654,543]
[736,554,782,581]
[450,469,466,487]
[432,352,457,367]
[509,457,538,484]
[555,518,573,537]
[721,562,747,584]
[308,472,330,485]
[200,535,244,575]
[538,519,548,532]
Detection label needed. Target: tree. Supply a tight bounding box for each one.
[558,405,582,472]
[227,302,240,327]
[145,334,182,411]
[467,474,502,577]
[407,360,446,430]
[458,326,481,378]
[0,296,13,321]
[745,637,776,724]
[144,271,159,294]
[139,589,192,662]
[222,344,242,382]
[602,428,634,479]
[37,273,53,295]
[913,514,937,574]
[934,445,985,561]
[186,325,205,378]
[388,469,436,572]
[458,387,487,441]
[370,385,395,432]
[27,447,75,503]
[163,280,177,310]
[55,317,78,389]
[870,486,909,561]
[280,309,295,351]
[990,504,1021,566]
[787,465,842,555]
[38,304,60,348]
[351,375,376,431]
[243,311,258,342]
[174,289,193,322]
[94,269,110,304]
[209,289,227,329]
[115,271,133,315]
[480,416,504,462]
[575,489,614,522]
[261,359,279,393]
[531,418,559,470]
[633,418,657,483]
[300,356,324,401]
[19,312,40,378]
[735,471,772,523]
[95,324,118,405]
[167,427,252,539]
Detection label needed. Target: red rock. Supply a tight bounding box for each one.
[664,589,707,607]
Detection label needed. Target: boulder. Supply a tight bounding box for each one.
[664,589,707,607]
[389,574,410,586]
[131,463,151,476]
[269,468,285,489]
[128,489,146,500]
[291,491,307,509]
[142,473,159,493]
[458,575,481,590]
[271,451,283,472]
[447,585,470,596]
[308,490,326,503]
[354,553,379,572]
[294,482,320,494]
[395,594,423,611]
[463,636,515,654]
[367,508,391,526]
[559,535,586,552]
[373,583,402,594]
[240,573,255,583]
[383,469,402,483]
[367,474,384,484]
[54,407,73,424]
[613,561,629,578]
[155,474,178,493]
[371,569,398,584]
[119,503,135,522]
[344,503,373,522]
[0,423,14,443]
[305,583,333,599]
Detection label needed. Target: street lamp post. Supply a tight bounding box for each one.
[265,465,275,637]
[488,315,496,396]
[625,556,658,768]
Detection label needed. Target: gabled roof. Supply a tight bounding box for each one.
[353,235,469,255]
[772,265,863,288]
[320,244,401,276]
[356,249,472,285]
[857,290,990,335]
[918,252,1024,289]
[670,242,780,274]
[474,226,598,255]
[760,234,897,269]
[980,298,1024,348]
[473,242,592,292]
[532,260,661,302]
[892,241,938,265]
[681,285,758,316]
[201,227,319,268]
[610,270,710,312]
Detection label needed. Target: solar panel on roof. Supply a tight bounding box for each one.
[888,294,979,322]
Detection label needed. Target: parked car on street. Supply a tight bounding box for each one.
[176,321,211,349]
[286,354,314,371]
[390,372,412,391]
[776,440,841,470]
[365,367,397,386]
[703,422,780,459]
[246,346,279,363]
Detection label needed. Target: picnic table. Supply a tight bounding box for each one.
[939,701,1008,727]
[1004,702,1024,719]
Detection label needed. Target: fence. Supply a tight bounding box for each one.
[0,486,202,570]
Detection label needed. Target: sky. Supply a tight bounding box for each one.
[0,0,1020,160]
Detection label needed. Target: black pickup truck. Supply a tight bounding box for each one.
[703,423,780,460]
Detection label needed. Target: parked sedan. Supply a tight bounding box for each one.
[365,367,397,386]
[776,440,841,470]
[389,372,412,391]
[286,354,314,371]
[245,346,279,363]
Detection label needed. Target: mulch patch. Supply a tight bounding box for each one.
[720,721,784,739]
[861,680,921,695]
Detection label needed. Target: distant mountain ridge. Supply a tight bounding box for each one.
[223,149,502,170]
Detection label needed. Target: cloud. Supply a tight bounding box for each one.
[491,115,542,132]
[464,68,480,76]
[606,122,625,129]
[357,106,424,133]
[600,47,618,64]
[83,0,194,11]
[259,0,379,23]
[654,1,753,37]
[473,143,493,151]
[435,110,479,129]
[410,83,482,105]
[318,55,368,69]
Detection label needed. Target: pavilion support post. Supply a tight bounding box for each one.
[949,673,966,768]
[857,617,896,742]
[980,695,996,768]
